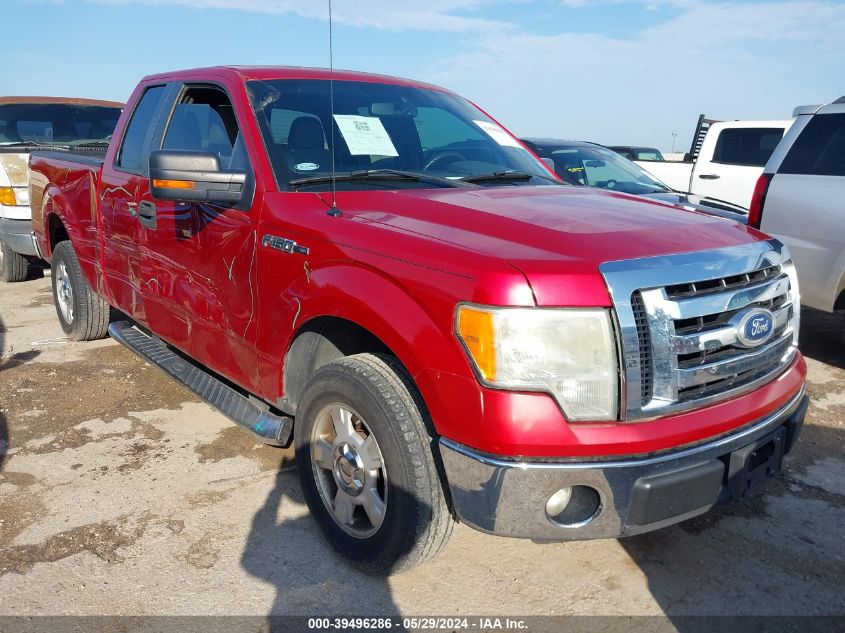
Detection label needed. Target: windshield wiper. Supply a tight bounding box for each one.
[0,140,69,149]
[67,139,111,147]
[290,169,473,189]
[461,170,560,184]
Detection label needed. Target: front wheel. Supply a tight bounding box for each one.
[50,241,110,341]
[295,353,454,574]
[0,240,29,282]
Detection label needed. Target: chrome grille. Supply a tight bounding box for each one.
[630,291,654,406]
[601,240,800,420]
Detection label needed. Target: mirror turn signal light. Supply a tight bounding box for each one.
[152,179,194,190]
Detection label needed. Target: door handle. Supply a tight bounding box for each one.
[698,174,720,180]
[138,200,157,229]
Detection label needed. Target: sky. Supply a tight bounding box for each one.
[4,0,844,152]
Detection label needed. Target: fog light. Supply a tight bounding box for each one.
[546,487,573,517]
[546,485,602,527]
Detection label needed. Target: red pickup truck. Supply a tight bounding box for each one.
[29,66,808,573]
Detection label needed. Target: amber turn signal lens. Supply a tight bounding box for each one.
[153,179,194,189]
[0,187,18,206]
[456,306,497,381]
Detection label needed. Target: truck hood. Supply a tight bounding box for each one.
[334,185,764,306]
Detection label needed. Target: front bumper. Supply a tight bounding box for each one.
[440,389,808,540]
[0,217,38,257]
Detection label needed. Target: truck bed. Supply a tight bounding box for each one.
[29,150,107,293]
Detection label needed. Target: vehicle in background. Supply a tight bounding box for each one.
[0,96,123,281]
[607,145,664,162]
[751,97,845,323]
[635,115,793,209]
[522,138,747,222]
[30,66,807,572]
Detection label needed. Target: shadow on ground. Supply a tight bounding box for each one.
[240,462,401,627]
[622,304,845,626]
[799,307,844,369]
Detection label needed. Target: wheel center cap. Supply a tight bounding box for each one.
[333,443,364,496]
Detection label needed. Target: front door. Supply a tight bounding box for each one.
[100,84,170,321]
[137,83,261,393]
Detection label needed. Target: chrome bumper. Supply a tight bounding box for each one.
[440,389,808,540]
[0,218,38,257]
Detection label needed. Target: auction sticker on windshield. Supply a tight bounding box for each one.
[333,115,399,157]
[473,120,521,148]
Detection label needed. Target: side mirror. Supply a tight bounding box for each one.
[149,150,247,205]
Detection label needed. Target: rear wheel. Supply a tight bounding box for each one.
[0,241,29,282]
[50,241,110,341]
[295,353,454,574]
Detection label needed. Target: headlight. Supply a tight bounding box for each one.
[455,304,618,421]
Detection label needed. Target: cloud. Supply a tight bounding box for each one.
[86,0,512,31]
[425,1,845,149]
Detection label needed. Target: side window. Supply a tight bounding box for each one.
[415,107,484,150]
[162,86,245,170]
[712,127,784,167]
[117,85,166,171]
[779,114,845,177]
[634,150,662,161]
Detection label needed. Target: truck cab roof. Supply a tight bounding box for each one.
[140,65,453,94]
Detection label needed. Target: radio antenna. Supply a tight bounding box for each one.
[327,0,341,217]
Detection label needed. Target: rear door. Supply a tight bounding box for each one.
[693,122,788,207]
[762,108,845,311]
[100,83,171,316]
[136,81,262,392]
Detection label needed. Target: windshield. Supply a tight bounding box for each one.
[539,144,670,195]
[0,103,122,146]
[247,79,555,190]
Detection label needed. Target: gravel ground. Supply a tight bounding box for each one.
[0,272,843,620]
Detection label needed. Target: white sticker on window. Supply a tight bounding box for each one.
[333,115,399,157]
[295,162,320,171]
[473,120,521,148]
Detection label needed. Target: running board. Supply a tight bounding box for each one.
[109,321,292,447]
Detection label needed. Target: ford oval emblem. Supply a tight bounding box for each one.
[733,308,775,348]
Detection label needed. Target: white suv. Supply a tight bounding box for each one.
[750,97,845,323]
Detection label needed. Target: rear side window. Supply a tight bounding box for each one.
[117,85,167,172]
[712,128,784,167]
[779,114,845,177]
[633,149,663,161]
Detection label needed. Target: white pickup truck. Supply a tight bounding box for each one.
[635,116,793,209]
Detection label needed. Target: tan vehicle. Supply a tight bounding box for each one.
[0,96,122,281]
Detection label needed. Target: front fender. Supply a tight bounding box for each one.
[256,259,483,436]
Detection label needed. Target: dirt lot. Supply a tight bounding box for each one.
[1,272,843,619]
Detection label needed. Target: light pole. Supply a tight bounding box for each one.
[671,132,678,155]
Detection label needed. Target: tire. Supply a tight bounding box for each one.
[50,241,110,341]
[0,240,29,282]
[295,353,454,574]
